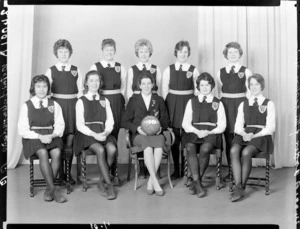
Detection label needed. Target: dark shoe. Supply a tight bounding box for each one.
[106,184,116,200]
[186,177,193,187]
[194,181,206,198]
[230,184,246,202]
[53,189,67,203]
[188,182,196,195]
[44,189,54,202]
[97,179,107,196]
[171,171,179,180]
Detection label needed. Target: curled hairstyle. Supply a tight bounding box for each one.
[196,72,215,91]
[174,40,191,57]
[102,38,116,51]
[83,70,103,95]
[137,72,155,89]
[248,73,265,91]
[223,42,243,59]
[53,39,73,58]
[134,38,153,57]
[29,75,51,96]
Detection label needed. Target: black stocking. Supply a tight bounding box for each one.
[186,143,200,182]
[36,149,54,190]
[199,143,214,180]
[241,145,259,186]
[89,143,111,185]
[230,143,243,185]
[105,142,117,170]
[49,148,61,179]
[224,131,234,167]
[171,127,181,174]
[64,134,74,173]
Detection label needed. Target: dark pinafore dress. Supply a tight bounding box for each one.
[166,64,195,128]
[220,66,247,133]
[51,65,78,135]
[131,64,158,96]
[22,99,64,159]
[74,96,116,156]
[182,96,222,149]
[95,62,125,139]
[232,99,274,154]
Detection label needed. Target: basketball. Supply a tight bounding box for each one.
[141,115,161,136]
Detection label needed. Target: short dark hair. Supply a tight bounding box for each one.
[29,75,51,96]
[137,72,155,88]
[196,72,215,91]
[53,39,73,58]
[102,38,116,51]
[248,73,265,91]
[223,42,243,59]
[83,70,103,95]
[174,40,191,57]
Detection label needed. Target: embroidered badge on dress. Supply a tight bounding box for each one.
[115,66,121,73]
[237,72,245,78]
[258,105,267,113]
[212,102,219,110]
[186,71,193,78]
[48,106,54,113]
[71,70,78,77]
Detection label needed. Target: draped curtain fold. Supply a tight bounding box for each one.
[198,2,297,168]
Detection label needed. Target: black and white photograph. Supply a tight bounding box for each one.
[4,1,297,228]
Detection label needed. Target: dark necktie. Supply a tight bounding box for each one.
[62,66,66,71]
[230,66,235,74]
[253,98,258,106]
[39,100,44,108]
[179,64,183,72]
[203,96,207,103]
[92,95,96,101]
[107,63,111,68]
[142,64,147,72]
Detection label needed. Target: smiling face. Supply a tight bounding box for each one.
[86,74,100,94]
[57,47,70,64]
[249,78,262,97]
[199,80,212,96]
[102,45,115,62]
[139,77,154,96]
[227,47,240,63]
[176,46,189,63]
[137,45,150,63]
[34,81,48,100]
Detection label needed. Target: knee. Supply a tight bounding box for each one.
[241,149,253,160]
[106,144,117,157]
[200,145,213,157]
[50,148,61,161]
[36,149,49,160]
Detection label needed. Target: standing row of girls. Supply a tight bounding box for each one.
[18,38,275,203]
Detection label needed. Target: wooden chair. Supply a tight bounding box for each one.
[228,150,272,195]
[124,128,175,190]
[183,148,224,190]
[29,148,72,197]
[76,149,120,192]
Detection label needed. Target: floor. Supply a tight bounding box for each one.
[4,164,296,228]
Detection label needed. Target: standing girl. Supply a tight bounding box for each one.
[74,70,117,200]
[162,40,199,180]
[18,75,66,203]
[45,39,84,184]
[90,38,127,140]
[126,38,162,100]
[229,74,275,201]
[215,42,252,181]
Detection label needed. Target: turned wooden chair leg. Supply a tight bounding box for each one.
[30,157,34,197]
[265,158,270,195]
[81,152,88,192]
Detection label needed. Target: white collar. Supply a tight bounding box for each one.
[101,60,115,67]
[86,91,100,100]
[198,93,213,102]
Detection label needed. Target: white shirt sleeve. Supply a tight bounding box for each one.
[193,68,200,96]
[45,68,53,96]
[76,68,84,98]
[161,67,170,100]
[259,100,276,136]
[53,101,65,137]
[234,102,246,135]
[155,67,162,97]
[245,68,252,99]
[126,67,134,102]
[210,101,226,134]
[104,98,114,134]
[89,64,97,71]
[18,103,39,139]
[76,99,93,136]
[215,70,222,99]
[182,99,197,133]
[120,65,127,100]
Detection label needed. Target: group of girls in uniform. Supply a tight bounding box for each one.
[17,37,275,203]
